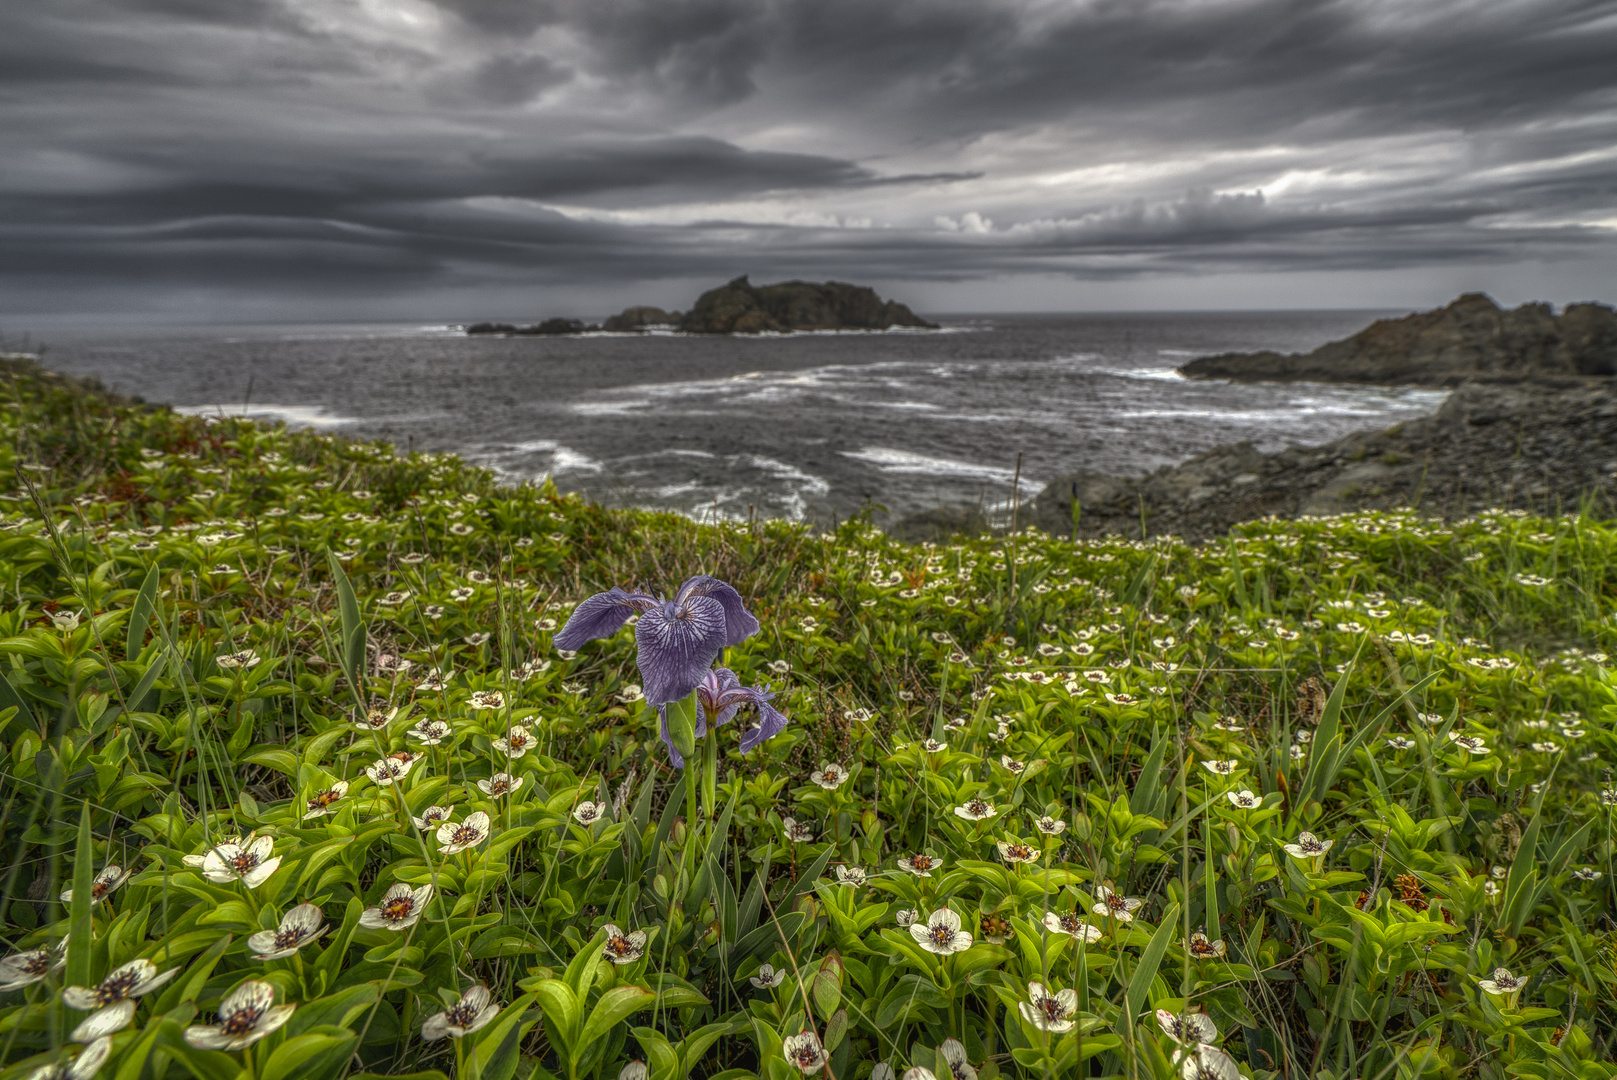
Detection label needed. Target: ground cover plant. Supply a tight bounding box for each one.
[0,363,1614,1080]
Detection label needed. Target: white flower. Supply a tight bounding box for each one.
[304,780,349,818]
[1573,867,1603,882]
[59,864,133,905]
[365,755,415,786]
[478,772,524,797]
[897,854,941,877]
[938,1037,978,1080]
[1386,736,1415,750]
[412,805,454,831]
[997,841,1038,864]
[749,963,787,989]
[249,903,327,960]
[436,812,491,855]
[1282,831,1333,861]
[26,1034,112,1080]
[911,907,972,955]
[894,908,918,927]
[216,649,260,669]
[781,817,815,843]
[421,984,499,1040]
[63,959,178,1014]
[809,762,849,789]
[618,1063,649,1080]
[409,719,452,744]
[184,980,295,1050]
[1091,885,1143,923]
[354,706,399,732]
[1033,815,1067,836]
[1225,790,1259,809]
[0,940,66,991]
[572,801,607,825]
[201,836,281,889]
[835,865,867,886]
[491,725,535,758]
[600,924,647,964]
[1042,911,1103,942]
[953,798,996,821]
[360,883,433,931]
[1019,981,1079,1033]
[1447,732,1491,755]
[49,611,81,632]
[1201,759,1239,776]
[1187,930,1227,959]
[922,738,948,754]
[1478,967,1525,1002]
[1156,1009,1219,1045]
[902,1070,938,1080]
[782,1030,828,1073]
[1179,1044,1242,1080]
[999,755,1026,775]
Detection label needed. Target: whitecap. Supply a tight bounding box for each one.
[174,403,359,430]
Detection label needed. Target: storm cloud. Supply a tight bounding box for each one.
[3,0,1616,321]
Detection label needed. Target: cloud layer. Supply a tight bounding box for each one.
[3,0,1616,320]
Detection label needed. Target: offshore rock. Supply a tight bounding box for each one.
[465,318,598,336]
[602,306,680,332]
[1178,294,1617,386]
[679,276,937,334]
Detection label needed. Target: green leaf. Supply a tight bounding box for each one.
[126,563,160,662]
[577,985,657,1051]
[245,748,300,777]
[287,982,380,1037]
[66,803,94,987]
[260,1030,358,1080]
[1123,904,1179,1029]
[325,551,366,704]
[0,665,37,735]
[531,980,581,1052]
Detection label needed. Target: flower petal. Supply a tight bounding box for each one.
[674,576,759,646]
[554,588,657,650]
[634,596,728,706]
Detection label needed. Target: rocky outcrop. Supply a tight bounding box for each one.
[1014,381,1617,541]
[678,276,937,334]
[602,306,679,332]
[465,318,598,336]
[889,505,989,544]
[1178,294,1617,386]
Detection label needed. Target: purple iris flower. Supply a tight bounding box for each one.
[656,667,790,768]
[554,575,760,707]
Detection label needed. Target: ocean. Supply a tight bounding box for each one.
[28,311,1447,525]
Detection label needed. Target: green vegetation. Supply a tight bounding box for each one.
[0,363,1614,1080]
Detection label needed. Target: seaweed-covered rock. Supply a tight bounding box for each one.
[602,306,680,332]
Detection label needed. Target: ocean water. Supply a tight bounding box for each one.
[30,312,1446,524]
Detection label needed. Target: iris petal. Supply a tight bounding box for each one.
[634,595,728,706]
[554,588,657,650]
[675,576,760,646]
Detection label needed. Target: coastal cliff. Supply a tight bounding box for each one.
[1178,294,1617,385]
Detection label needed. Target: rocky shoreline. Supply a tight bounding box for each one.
[893,380,1617,542]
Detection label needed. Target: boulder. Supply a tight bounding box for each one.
[1178,294,1617,385]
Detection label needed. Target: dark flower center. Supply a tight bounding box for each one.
[230,852,259,873]
[929,924,954,947]
[1190,938,1218,957]
[606,935,635,956]
[1106,895,1127,911]
[1042,997,1065,1020]
[446,1002,479,1025]
[273,928,303,949]
[451,826,479,844]
[21,953,49,975]
[966,800,987,815]
[311,790,340,808]
[912,856,933,870]
[1059,913,1084,934]
[95,970,141,1004]
[221,1005,264,1035]
[790,1046,820,1065]
[488,779,511,794]
[89,881,111,899]
[1005,844,1033,860]
[382,898,415,921]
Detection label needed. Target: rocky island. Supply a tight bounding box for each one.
[463,276,935,336]
[1177,293,1617,385]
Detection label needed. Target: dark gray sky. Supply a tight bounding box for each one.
[5,0,1617,322]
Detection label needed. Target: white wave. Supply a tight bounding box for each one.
[174,403,359,429]
[550,447,602,473]
[840,447,1041,492]
[746,454,832,498]
[1092,366,1187,382]
[1156,348,1200,357]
